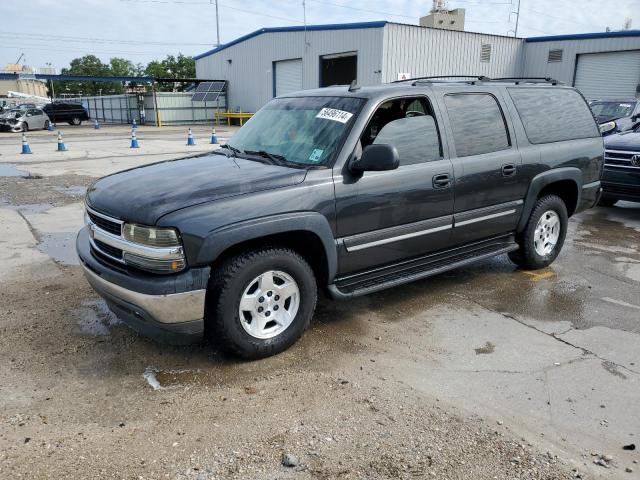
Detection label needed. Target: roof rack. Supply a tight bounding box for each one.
[390,75,564,87]
[392,75,491,86]
[489,77,564,85]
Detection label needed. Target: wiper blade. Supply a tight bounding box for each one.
[244,149,291,165]
[217,143,243,157]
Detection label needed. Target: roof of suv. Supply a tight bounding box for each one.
[281,79,574,102]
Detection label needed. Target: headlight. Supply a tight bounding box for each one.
[123,223,181,247]
[121,223,185,273]
[599,121,616,134]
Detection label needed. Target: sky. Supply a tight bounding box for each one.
[1,0,639,71]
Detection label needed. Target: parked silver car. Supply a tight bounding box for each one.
[0,108,51,132]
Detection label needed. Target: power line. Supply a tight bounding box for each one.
[521,6,604,30]
[1,44,167,56]
[118,0,301,22]
[0,32,210,47]
[303,0,509,21]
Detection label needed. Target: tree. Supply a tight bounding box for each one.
[48,53,196,97]
[145,53,196,92]
[54,55,111,96]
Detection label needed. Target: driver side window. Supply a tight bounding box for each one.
[361,97,442,166]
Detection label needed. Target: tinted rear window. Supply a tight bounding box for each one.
[508,88,599,144]
[444,93,511,157]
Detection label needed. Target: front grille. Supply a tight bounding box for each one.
[604,150,640,170]
[88,210,122,236]
[93,239,123,259]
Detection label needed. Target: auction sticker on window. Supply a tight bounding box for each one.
[316,108,353,123]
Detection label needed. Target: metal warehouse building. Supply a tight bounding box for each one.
[194,22,640,112]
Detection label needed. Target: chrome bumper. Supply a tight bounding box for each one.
[80,261,206,324]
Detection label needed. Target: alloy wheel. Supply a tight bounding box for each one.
[534,210,560,256]
[238,270,300,339]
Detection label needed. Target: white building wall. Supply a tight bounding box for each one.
[522,36,640,86]
[381,23,524,83]
[196,27,384,112]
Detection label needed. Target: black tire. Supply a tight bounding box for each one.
[508,194,568,270]
[22,123,29,132]
[70,117,81,126]
[598,197,618,207]
[206,247,317,359]
[43,120,50,130]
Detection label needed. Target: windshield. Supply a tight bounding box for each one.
[590,101,637,120]
[227,96,364,167]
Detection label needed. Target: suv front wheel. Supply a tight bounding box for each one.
[509,194,568,270]
[207,247,317,359]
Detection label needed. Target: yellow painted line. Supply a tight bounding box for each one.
[522,270,555,281]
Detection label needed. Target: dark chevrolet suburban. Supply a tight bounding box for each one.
[77,78,603,359]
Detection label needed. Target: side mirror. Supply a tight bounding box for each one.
[26,113,32,117]
[350,144,399,172]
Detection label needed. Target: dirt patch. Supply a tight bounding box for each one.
[475,341,496,354]
[0,173,93,207]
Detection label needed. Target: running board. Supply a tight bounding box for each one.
[328,237,518,299]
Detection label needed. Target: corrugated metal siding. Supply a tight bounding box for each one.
[522,36,640,86]
[574,50,640,99]
[196,27,384,112]
[274,58,303,96]
[381,24,524,82]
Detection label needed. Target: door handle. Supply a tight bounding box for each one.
[501,163,516,177]
[433,173,452,189]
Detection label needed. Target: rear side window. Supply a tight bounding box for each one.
[444,93,510,157]
[508,88,599,144]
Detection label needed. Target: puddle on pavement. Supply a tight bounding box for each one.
[71,299,121,336]
[575,209,640,253]
[53,185,87,197]
[0,163,29,177]
[37,232,79,265]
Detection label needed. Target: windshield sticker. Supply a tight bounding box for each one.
[620,104,632,108]
[316,108,353,124]
[308,149,324,162]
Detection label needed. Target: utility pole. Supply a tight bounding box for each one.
[508,0,521,37]
[302,0,310,47]
[211,0,220,46]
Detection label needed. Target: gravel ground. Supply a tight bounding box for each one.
[0,266,573,480]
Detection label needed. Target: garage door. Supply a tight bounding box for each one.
[274,58,302,97]
[574,50,640,99]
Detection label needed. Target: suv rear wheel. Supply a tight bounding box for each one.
[69,117,81,126]
[207,247,317,359]
[509,194,568,270]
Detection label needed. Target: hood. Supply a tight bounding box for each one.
[604,131,640,152]
[0,111,21,120]
[86,153,307,225]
